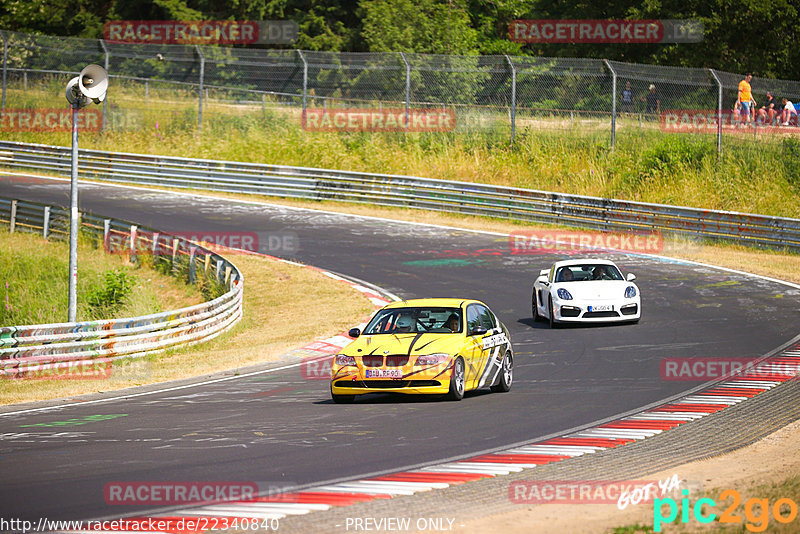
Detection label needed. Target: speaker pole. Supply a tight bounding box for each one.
[67,100,79,322]
[64,64,107,323]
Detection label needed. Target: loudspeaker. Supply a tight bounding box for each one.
[65,76,89,108]
[78,64,108,104]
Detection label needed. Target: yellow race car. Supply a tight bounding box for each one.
[330,298,513,403]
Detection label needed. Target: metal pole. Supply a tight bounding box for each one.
[709,69,723,156]
[196,45,205,128]
[100,39,109,132]
[505,55,517,145]
[400,52,410,131]
[604,59,617,148]
[1,31,7,116]
[68,103,79,322]
[297,50,308,128]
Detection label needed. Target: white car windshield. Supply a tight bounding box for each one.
[556,264,623,282]
[363,307,463,334]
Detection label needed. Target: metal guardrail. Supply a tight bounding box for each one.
[0,196,244,378]
[1,140,799,251]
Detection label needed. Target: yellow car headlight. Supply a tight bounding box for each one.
[415,353,450,366]
[334,354,356,366]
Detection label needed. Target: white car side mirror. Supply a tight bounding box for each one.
[626,273,637,281]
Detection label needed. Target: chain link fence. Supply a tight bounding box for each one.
[2,29,800,149]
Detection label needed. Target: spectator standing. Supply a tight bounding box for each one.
[640,84,660,114]
[621,81,634,113]
[737,73,755,126]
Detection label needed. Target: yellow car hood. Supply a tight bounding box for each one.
[342,332,464,357]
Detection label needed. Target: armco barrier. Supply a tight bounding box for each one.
[1,140,799,250]
[0,197,243,378]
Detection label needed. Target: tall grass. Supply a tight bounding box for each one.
[2,79,799,217]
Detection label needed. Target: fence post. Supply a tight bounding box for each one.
[152,231,160,260]
[103,218,110,251]
[505,55,517,145]
[216,258,225,283]
[43,206,50,238]
[188,246,197,283]
[130,224,138,263]
[1,31,7,116]
[297,50,308,128]
[195,45,205,129]
[99,39,109,132]
[709,68,723,157]
[603,59,617,148]
[399,52,410,131]
[172,237,179,271]
[9,199,16,233]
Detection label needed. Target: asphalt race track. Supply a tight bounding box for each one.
[1,176,799,523]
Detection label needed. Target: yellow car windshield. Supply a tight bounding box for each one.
[363,307,463,334]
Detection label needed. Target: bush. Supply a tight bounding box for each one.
[86,270,135,317]
[782,137,800,189]
[640,135,714,174]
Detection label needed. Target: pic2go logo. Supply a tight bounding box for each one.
[654,489,798,532]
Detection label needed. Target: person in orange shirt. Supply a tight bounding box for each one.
[738,73,755,126]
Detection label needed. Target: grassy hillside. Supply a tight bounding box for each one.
[3,80,799,219]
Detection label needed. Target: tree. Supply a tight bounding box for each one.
[360,0,478,55]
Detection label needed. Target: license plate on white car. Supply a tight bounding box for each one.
[588,305,613,312]
[365,369,403,379]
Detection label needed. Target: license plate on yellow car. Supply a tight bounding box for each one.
[365,369,403,379]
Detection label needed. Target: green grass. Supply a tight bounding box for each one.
[0,230,203,325]
[3,78,799,219]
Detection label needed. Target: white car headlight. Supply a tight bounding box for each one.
[625,286,637,298]
[557,288,573,300]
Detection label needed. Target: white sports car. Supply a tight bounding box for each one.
[532,259,640,327]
